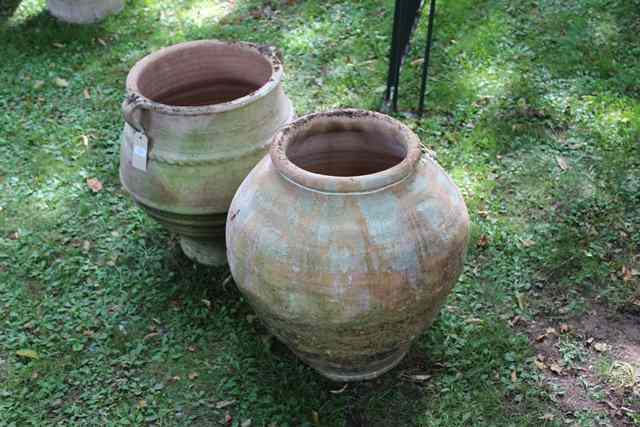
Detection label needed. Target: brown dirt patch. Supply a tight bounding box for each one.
[520,305,639,426]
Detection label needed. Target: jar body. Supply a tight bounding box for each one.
[119,40,294,265]
[47,0,124,23]
[227,129,469,381]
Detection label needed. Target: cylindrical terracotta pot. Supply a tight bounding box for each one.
[227,110,470,381]
[120,40,294,266]
[47,0,124,24]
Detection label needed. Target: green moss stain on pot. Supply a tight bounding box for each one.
[227,110,470,382]
[120,40,294,266]
[47,0,124,24]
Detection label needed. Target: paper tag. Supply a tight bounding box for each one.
[131,131,148,171]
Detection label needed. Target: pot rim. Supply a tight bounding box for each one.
[270,109,423,194]
[125,39,283,116]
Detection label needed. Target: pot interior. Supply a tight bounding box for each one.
[286,121,408,177]
[136,43,273,107]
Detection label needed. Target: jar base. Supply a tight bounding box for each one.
[180,236,227,267]
[300,347,408,382]
[47,0,124,24]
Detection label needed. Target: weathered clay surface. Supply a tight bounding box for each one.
[227,110,470,381]
[120,40,294,266]
[47,0,124,24]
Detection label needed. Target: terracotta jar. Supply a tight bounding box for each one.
[47,0,124,24]
[227,110,470,381]
[120,40,294,266]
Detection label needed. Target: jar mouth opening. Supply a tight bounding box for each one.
[271,110,422,193]
[126,40,282,114]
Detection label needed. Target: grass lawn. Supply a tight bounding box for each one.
[1,0,639,425]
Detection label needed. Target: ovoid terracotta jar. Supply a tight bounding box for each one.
[120,40,294,266]
[227,110,470,382]
[47,0,124,24]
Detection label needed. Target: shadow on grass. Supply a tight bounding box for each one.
[2,9,111,52]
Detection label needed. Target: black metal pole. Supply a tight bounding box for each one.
[392,0,409,112]
[418,0,436,116]
[385,0,402,106]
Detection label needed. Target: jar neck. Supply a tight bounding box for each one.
[270,110,422,194]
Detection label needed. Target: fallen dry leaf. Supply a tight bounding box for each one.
[187,346,197,352]
[216,399,236,410]
[477,210,489,218]
[522,239,536,247]
[535,360,546,370]
[511,370,518,382]
[621,265,634,282]
[86,178,103,193]
[329,384,348,394]
[594,342,610,353]
[402,373,432,382]
[53,42,65,48]
[559,324,571,334]
[549,363,563,375]
[556,156,569,171]
[16,349,39,359]
[97,37,107,47]
[477,234,489,248]
[188,372,199,380]
[545,327,558,336]
[137,399,147,409]
[83,88,91,99]
[509,315,523,327]
[535,334,547,342]
[539,413,555,421]
[143,332,159,341]
[221,274,233,287]
[54,77,69,88]
[515,292,526,310]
